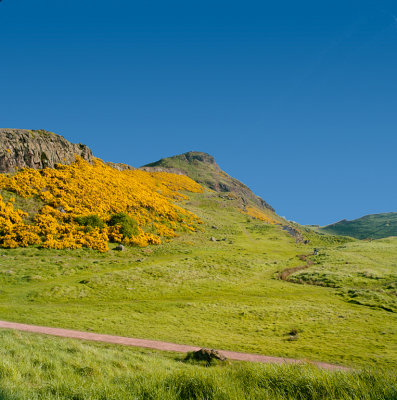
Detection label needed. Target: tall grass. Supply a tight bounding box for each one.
[0,330,395,400]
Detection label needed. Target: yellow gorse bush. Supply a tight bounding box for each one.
[0,196,41,249]
[244,205,277,224]
[0,157,203,252]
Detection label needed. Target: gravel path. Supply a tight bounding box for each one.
[0,320,349,370]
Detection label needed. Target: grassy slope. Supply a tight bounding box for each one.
[288,238,397,312]
[0,191,396,370]
[1,329,396,400]
[318,212,397,239]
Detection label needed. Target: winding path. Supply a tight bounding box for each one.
[278,254,314,281]
[0,320,349,371]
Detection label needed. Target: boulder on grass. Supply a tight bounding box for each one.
[186,348,227,364]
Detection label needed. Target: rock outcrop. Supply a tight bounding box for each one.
[281,225,309,244]
[0,129,93,173]
[105,162,135,171]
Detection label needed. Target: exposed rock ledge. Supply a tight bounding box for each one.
[0,129,93,173]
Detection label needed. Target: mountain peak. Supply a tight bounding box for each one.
[142,151,274,212]
[178,151,217,165]
[144,151,218,169]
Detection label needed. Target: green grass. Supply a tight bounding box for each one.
[288,239,397,312]
[317,212,397,239]
[0,329,395,400]
[0,191,396,371]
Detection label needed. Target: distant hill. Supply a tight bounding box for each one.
[141,151,274,212]
[319,212,397,239]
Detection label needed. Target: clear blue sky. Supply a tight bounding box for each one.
[1,0,396,225]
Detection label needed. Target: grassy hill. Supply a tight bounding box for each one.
[0,148,396,398]
[0,186,395,368]
[319,212,397,239]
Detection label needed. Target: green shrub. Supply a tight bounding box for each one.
[108,213,138,238]
[74,215,105,230]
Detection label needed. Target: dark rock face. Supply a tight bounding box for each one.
[0,129,93,173]
[282,225,308,244]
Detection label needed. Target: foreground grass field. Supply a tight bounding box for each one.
[1,329,395,400]
[0,192,396,371]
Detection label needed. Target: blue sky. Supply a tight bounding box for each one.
[1,0,396,225]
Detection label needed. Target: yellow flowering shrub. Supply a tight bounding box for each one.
[0,157,203,251]
[244,205,277,224]
[0,195,41,248]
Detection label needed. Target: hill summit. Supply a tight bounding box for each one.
[142,151,274,212]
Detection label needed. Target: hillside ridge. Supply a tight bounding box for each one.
[0,131,274,214]
[1,130,286,233]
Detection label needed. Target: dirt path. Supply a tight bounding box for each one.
[278,254,314,281]
[0,320,349,371]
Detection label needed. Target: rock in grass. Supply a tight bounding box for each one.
[210,237,217,242]
[186,348,227,363]
[114,244,125,251]
[287,328,299,341]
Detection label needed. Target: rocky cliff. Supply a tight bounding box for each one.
[0,129,93,173]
